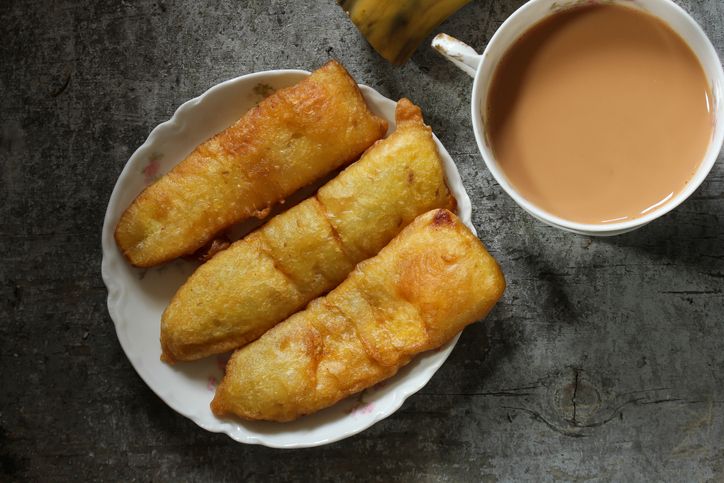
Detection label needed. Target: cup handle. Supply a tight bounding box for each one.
[432,33,482,78]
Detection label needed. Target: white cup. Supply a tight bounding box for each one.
[433,0,724,236]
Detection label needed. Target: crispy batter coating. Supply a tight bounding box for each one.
[114,60,387,268]
[210,209,506,421]
[160,99,456,362]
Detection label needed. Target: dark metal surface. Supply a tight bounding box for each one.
[2,0,723,480]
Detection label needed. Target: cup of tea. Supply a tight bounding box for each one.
[433,0,724,236]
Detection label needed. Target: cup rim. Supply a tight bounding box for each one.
[470,0,724,235]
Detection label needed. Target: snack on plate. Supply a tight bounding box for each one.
[210,209,506,422]
[114,60,388,268]
[160,99,456,363]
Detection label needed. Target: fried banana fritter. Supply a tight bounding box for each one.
[114,60,387,268]
[160,99,456,363]
[210,209,506,422]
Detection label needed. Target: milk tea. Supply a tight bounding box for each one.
[486,3,713,224]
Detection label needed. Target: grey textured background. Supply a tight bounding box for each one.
[2,0,723,480]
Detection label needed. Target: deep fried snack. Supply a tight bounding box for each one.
[114,60,387,268]
[210,209,506,421]
[160,99,456,363]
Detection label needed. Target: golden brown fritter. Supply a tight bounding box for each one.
[160,99,456,363]
[114,60,387,268]
[210,209,506,422]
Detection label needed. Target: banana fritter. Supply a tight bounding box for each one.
[210,209,506,422]
[114,60,387,268]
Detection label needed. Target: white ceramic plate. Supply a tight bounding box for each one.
[101,69,475,448]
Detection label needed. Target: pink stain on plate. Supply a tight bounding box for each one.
[207,376,218,392]
[346,380,389,418]
[348,401,376,420]
[359,403,375,415]
[143,158,160,185]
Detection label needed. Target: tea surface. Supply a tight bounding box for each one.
[486,3,713,224]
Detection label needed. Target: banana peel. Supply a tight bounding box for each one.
[337,0,471,65]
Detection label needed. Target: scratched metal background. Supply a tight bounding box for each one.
[1,0,723,480]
